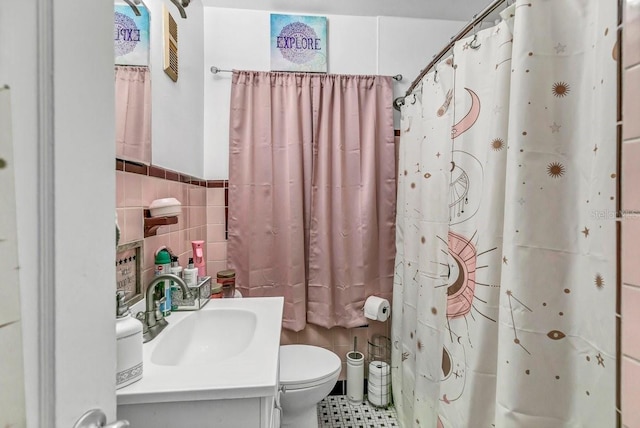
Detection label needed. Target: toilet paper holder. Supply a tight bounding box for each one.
[363,295,391,322]
[367,334,392,408]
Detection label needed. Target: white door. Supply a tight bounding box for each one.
[1,1,118,426]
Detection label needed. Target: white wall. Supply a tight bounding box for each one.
[202,8,464,180]
[147,0,205,178]
[378,16,471,125]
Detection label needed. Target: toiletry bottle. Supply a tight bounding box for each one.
[154,248,172,317]
[191,240,206,277]
[115,291,143,389]
[184,257,198,287]
[217,269,236,298]
[170,256,183,311]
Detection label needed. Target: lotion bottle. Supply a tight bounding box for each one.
[184,257,199,287]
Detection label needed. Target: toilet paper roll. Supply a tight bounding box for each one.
[368,361,390,379]
[364,296,390,321]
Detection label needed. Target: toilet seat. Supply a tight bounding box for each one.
[279,345,341,390]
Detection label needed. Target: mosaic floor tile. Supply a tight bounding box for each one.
[317,395,398,428]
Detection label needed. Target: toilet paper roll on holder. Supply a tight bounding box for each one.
[363,295,390,321]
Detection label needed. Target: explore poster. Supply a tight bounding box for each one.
[270,14,327,73]
[114,4,150,66]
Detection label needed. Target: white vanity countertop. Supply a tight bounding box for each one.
[117,296,284,405]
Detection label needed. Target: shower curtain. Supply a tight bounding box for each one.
[227,71,396,331]
[392,1,618,427]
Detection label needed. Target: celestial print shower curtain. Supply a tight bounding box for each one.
[495,1,617,425]
[391,1,618,427]
[391,57,454,428]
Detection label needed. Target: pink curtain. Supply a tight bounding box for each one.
[228,70,396,331]
[115,66,151,164]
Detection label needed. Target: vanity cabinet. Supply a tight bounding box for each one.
[118,395,277,428]
[116,297,284,428]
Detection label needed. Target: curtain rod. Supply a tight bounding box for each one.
[210,66,403,81]
[404,0,509,97]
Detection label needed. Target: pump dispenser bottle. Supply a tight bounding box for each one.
[184,257,198,287]
[192,240,206,276]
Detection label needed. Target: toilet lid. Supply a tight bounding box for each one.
[279,345,341,389]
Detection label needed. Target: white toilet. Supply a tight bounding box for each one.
[278,344,341,428]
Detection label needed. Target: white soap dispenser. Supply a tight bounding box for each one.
[115,291,143,389]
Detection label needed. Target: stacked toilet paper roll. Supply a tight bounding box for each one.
[367,360,391,407]
[364,296,390,321]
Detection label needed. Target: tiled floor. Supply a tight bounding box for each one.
[317,395,398,428]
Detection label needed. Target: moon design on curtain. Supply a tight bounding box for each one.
[449,150,483,224]
[451,88,480,138]
[446,231,477,318]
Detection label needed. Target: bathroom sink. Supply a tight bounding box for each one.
[150,308,257,366]
[116,296,284,405]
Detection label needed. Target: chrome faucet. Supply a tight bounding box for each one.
[136,274,192,343]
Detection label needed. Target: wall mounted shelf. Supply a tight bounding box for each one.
[143,209,178,237]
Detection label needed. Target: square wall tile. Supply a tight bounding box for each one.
[299,324,333,349]
[116,172,125,208]
[141,176,157,207]
[154,178,169,201]
[208,224,227,242]
[207,205,226,225]
[190,186,206,207]
[169,231,181,257]
[622,284,640,359]
[189,206,206,228]
[207,242,227,262]
[189,227,206,244]
[123,173,142,207]
[333,327,368,350]
[334,345,352,365]
[178,229,188,257]
[207,261,228,277]
[622,218,640,286]
[622,356,640,428]
[180,183,190,207]
[625,0,640,68]
[124,208,143,243]
[622,140,640,211]
[168,181,182,202]
[624,66,640,141]
[207,188,226,206]
[143,235,162,271]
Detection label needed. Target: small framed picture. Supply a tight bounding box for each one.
[116,240,143,305]
[271,14,327,73]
